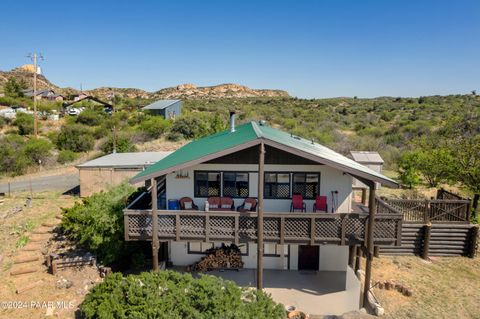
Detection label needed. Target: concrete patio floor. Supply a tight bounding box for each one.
[204,267,361,316]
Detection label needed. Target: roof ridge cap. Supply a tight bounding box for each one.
[250,121,263,139]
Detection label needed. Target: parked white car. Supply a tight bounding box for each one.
[68,108,81,116]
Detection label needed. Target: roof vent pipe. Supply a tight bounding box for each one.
[229,111,236,132]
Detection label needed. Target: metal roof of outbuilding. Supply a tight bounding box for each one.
[349,151,384,164]
[76,152,173,169]
[142,100,181,110]
[130,122,398,187]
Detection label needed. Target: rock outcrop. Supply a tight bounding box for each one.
[0,66,290,99]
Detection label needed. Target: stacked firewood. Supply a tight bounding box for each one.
[190,244,244,272]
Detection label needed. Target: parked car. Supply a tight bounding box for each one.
[68,108,81,116]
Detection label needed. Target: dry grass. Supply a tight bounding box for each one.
[371,256,480,319]
[0,192,104,319]
[0,191,76,256]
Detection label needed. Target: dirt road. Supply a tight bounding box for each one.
[0,170,78,194]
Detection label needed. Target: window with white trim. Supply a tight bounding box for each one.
[292,173,320,199]
[264,173,290,199]
[223,172,249,198]
[194,172,221,197]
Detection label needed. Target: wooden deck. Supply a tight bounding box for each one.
[124,210,403,246]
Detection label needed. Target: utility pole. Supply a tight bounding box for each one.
[27,52,43,138]
[109,92,117,153]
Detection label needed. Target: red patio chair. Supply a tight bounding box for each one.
[237,198,257,212]
[313,195,328,213]
[290,194,306,212]
[179,197,198,210]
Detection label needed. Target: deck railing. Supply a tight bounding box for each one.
[124,210,402,246]
[383,198,471,223]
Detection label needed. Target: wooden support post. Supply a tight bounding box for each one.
[279,244,286,270]
[257,142,265,290]
[424,199,430,224]
[234,215,239,245]
[280,216,285,245]
[422,223,432,260]
[469,225,479,258]
[354,245,361,273]
[310,216,315,245]
[348,245,356,268]
[363,183,376,307]
[361,189,367,205]
[151,178,160,271]
[205,215,210,242]
[124,213,130,241]
[374,246,380,258]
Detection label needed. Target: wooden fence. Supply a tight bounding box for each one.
[383,198,471,223]
[437,188,465,201]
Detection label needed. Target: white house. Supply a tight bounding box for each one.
[123,114,402,313]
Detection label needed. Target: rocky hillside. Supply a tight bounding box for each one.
[0,66,289,99]
[152,83,289,99]
[0,66,58,91]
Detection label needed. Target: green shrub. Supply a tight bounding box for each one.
[76,109,106,126]
[81,271,285,319]
[0,116,5,128]
[0,134,30,175]
[56,124,95,152]
[23,138,53,164]
[169,114,226,140]
[57,150,79,164]
[100,133,137,154]
[169,116,206,139]
[166,131,183,142]
[13,112,35,135]
[60,183,135,265]
[137,115,171,139]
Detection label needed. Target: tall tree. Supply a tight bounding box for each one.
[446,114,480,218]
[4,77,28,98]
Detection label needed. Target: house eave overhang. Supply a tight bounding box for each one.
[129,139,262,184]
[261,139,399,188]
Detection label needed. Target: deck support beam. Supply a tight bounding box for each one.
[151,178,160,271]
[257,142,265,290]
[363,182,376,307]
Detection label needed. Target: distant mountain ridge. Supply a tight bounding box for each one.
[0,66,290,99]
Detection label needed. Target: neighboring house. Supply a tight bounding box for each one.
[349,151,384,204]
[23,89,64,101]
[142,99,182,119]
[72,92,89,101]
[123,114,403,313]
[63,96,113,113]
[76,151,172,197]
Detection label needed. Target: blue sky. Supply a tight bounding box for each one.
[0,0,478,98]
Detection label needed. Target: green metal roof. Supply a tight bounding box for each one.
[131,122,259,182]
[131,121,398,187]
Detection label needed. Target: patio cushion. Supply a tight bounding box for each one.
[210,204,219,209]
[244,202,252,210]
[184,201,192,209]
[221,204,231,209]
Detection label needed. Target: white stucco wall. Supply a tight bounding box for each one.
[319,245,349,271]
[165,163,353,213]
[169,241,349,273]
